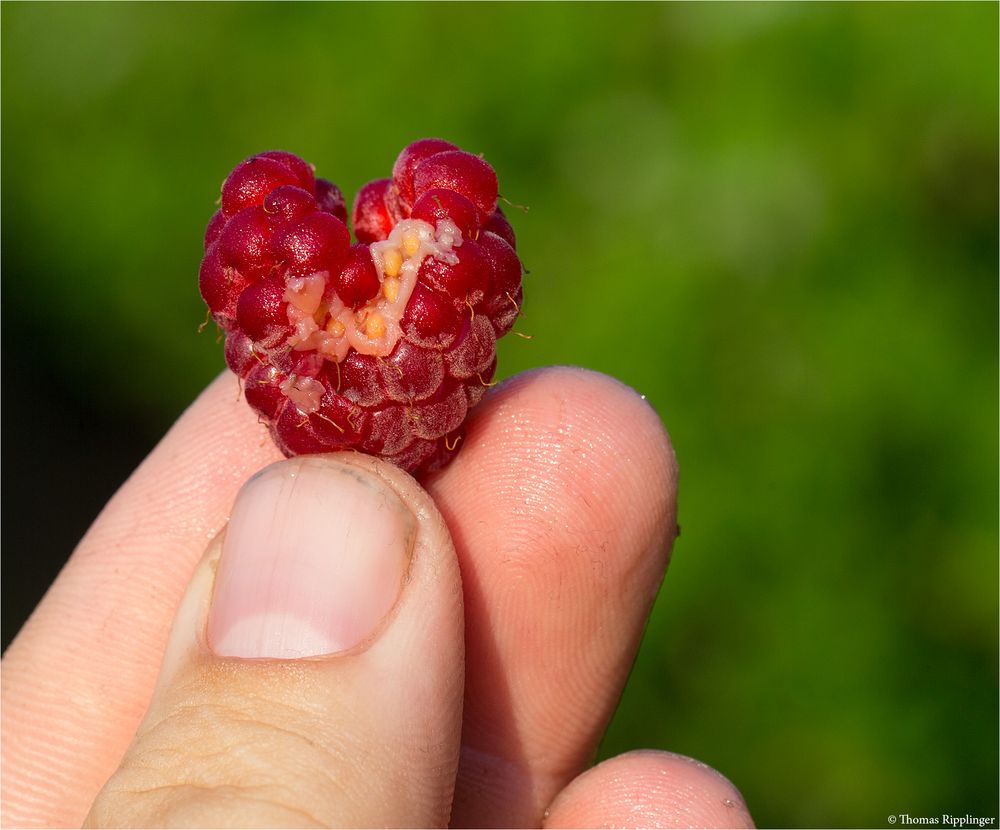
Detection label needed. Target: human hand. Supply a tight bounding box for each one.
[1,367,754,828]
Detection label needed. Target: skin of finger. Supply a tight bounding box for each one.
[85,454,465,829]
[0,364,673,829]
[543,750,755,829]
[1,372,284,829]
[423,367,679,828]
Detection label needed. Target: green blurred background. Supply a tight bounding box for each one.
[2,3,996,826]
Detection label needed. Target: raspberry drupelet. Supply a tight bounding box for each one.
[199,140,524,475]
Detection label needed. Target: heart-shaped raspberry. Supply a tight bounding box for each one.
[199,140,523,475]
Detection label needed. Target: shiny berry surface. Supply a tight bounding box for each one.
[199,142,524,475]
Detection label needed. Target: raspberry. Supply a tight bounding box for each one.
[199,142,524,475]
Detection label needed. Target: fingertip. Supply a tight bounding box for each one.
[440,365,678,553]
[544,750,755,830]
[475,365,676,475]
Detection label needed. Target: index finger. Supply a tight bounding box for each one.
[1,372,284,828]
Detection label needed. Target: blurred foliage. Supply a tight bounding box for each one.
[2,3,997,827]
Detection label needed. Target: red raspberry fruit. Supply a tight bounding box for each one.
[199,141,524,476]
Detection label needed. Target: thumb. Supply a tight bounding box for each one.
[86,455,464,828]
